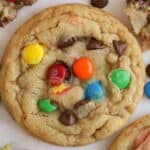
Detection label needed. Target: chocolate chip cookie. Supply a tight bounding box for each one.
[0,0,37,27]
[110,115,150,150]
[125,0,150,50]
[0,4,145,146]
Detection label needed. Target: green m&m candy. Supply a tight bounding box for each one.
[110,69,131,90]
[38,98,58,113]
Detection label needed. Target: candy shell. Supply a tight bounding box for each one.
[73,57,94,80]
[144,82,150,99]
[22,43,44,65]
[47,63,67,86]
[50,83,71,95]
[85,81,105,100]
[110,69,131,90]
[38,98,57,113]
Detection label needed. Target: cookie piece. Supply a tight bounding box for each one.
[110,115,150,150]
[0,4,145,146]
[125,0,150,50]
[0,0,37,27]
[0,145,11,150]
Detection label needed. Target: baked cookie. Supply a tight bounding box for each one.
[125,0,150,50]
[110,115,150,150]
[0,0,37,27]
[0,4,145,146]
[0,145,11,150]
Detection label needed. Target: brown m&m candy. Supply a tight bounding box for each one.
[146,64,150,77]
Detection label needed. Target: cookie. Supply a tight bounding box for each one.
[125,0,150,50]
[0,0,37,27]
[110,115,150,150]
[0,4,145,146]
[0,145,11,150]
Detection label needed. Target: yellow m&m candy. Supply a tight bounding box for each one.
[22,43,44,65]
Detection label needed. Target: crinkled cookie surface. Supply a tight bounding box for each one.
[110,115,150,150]
[0,4,145,146]
[125,0,150,50]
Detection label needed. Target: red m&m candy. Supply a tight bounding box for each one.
[73,57,94,80]
[47,63,67,86]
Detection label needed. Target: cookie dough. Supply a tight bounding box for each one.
[125,0,150,50]
[110,115,150,150]
[0,0,37,27]
[0,4,145,146]
[0,145,11,150]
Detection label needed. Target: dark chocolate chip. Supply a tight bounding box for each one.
[57,37,78,49]
[146,64,150,77]
[147,14,150,23]
[15,0,35,5]
[87,37,106,50]
[51,100,59,107]
[91,0,108,8]
[113,40,127,56]
[59,110,78,126]
[74,100,88,109]
[23,0,35,5]
[126,0,132,4]
[0,18,9,27]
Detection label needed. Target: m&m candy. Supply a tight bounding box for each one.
[38,98,58,113]
[22,43,44,65]
[47,63,67,86]
[49,83,71,95]
[144,81,150,99]
[85,81,105,100]
[73,57,94,80]
[110,69,131,90]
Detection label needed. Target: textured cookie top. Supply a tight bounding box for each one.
[110,115,150,150]
[0,4,145,146]
[125,0,150,49]
[0,0,36,27]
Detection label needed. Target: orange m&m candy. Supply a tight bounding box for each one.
[73,57,94,80]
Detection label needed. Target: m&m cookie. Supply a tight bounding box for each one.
[0,4,144,146]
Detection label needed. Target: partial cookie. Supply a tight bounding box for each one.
[110,115,150,150]
[0,145,11,150]
[0,0,37,27]
[0,4,145,146]
[125,0,150,50]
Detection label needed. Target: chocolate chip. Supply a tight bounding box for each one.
[146,64,150,77]
[113,40,127,56]
[57,37,78,49]
[126,0,132,4]
[0,18,9,27]
[87,37,106,50]
[91,0,108,8]
[147,14,150,23]
[15,0,36,5]
[59,110,78,126]
[74,100,88,109]
[51,100,59,107]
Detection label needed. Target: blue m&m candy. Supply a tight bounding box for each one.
[85,81,105,101]
[144,81,150,99]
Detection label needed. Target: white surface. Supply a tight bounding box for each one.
[0,0,149,149]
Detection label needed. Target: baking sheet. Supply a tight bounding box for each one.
[0,0,150,149]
